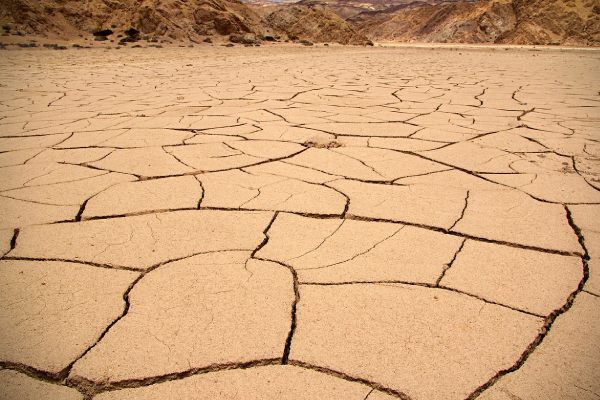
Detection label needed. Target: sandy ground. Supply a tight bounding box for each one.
[0,45,599,400]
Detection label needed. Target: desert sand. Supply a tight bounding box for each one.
[0,45,599,400]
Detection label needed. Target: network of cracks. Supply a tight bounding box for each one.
[0,47,599,400]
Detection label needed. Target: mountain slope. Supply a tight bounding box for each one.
[0,0,372,45]
[260,3,372,44]
[501,0,600,45]
[351,0,600,46]
[1,0,598,46]
[0,0,268,41]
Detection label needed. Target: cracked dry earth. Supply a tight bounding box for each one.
[0,45,599,400]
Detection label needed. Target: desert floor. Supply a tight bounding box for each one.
[0,45,599,400]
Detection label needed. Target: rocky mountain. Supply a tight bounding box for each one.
[293,0,368,19]
[252,0,472,20]
[0,0,370,44]
[258,2,372,44]
[502,0,600,45]
[1,0,598,46]
[351,0,600,46]
[0,0,267,41]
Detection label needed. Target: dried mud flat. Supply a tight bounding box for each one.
[0,45,599,400]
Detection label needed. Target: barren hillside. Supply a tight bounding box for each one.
[351,0,600,46]
[0,0,373,45]
[259,3,372,44]
[0,0,266,41]
[1,0,598,46]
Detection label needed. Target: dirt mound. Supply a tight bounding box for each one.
[0,0,266,42]
[260,3,373,45]
[351,0,600,46]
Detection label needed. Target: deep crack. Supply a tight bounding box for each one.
[466,205,590,399]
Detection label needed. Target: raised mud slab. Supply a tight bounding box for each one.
[0,45,599,400]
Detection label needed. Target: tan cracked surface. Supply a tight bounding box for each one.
[0,260,138,373]
[478,292,600,400]
[292,284,543,400]
[0,370,82,400]
[70,252,294,382]
[0,46,598,399]
[82,175,202,218]
[94,365,382,400]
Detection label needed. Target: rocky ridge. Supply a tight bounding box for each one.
[1,0,598,46]
[351,0,600,46]
[259,3,372,45]
[0,0,371,45]
[0,0,266,42]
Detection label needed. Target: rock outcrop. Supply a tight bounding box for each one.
[501,0,600,46]
[0,0,266,42]
[351,0,600,46]
[1,0,598,46]
[261,3,372,45]
[0,0,372,45]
